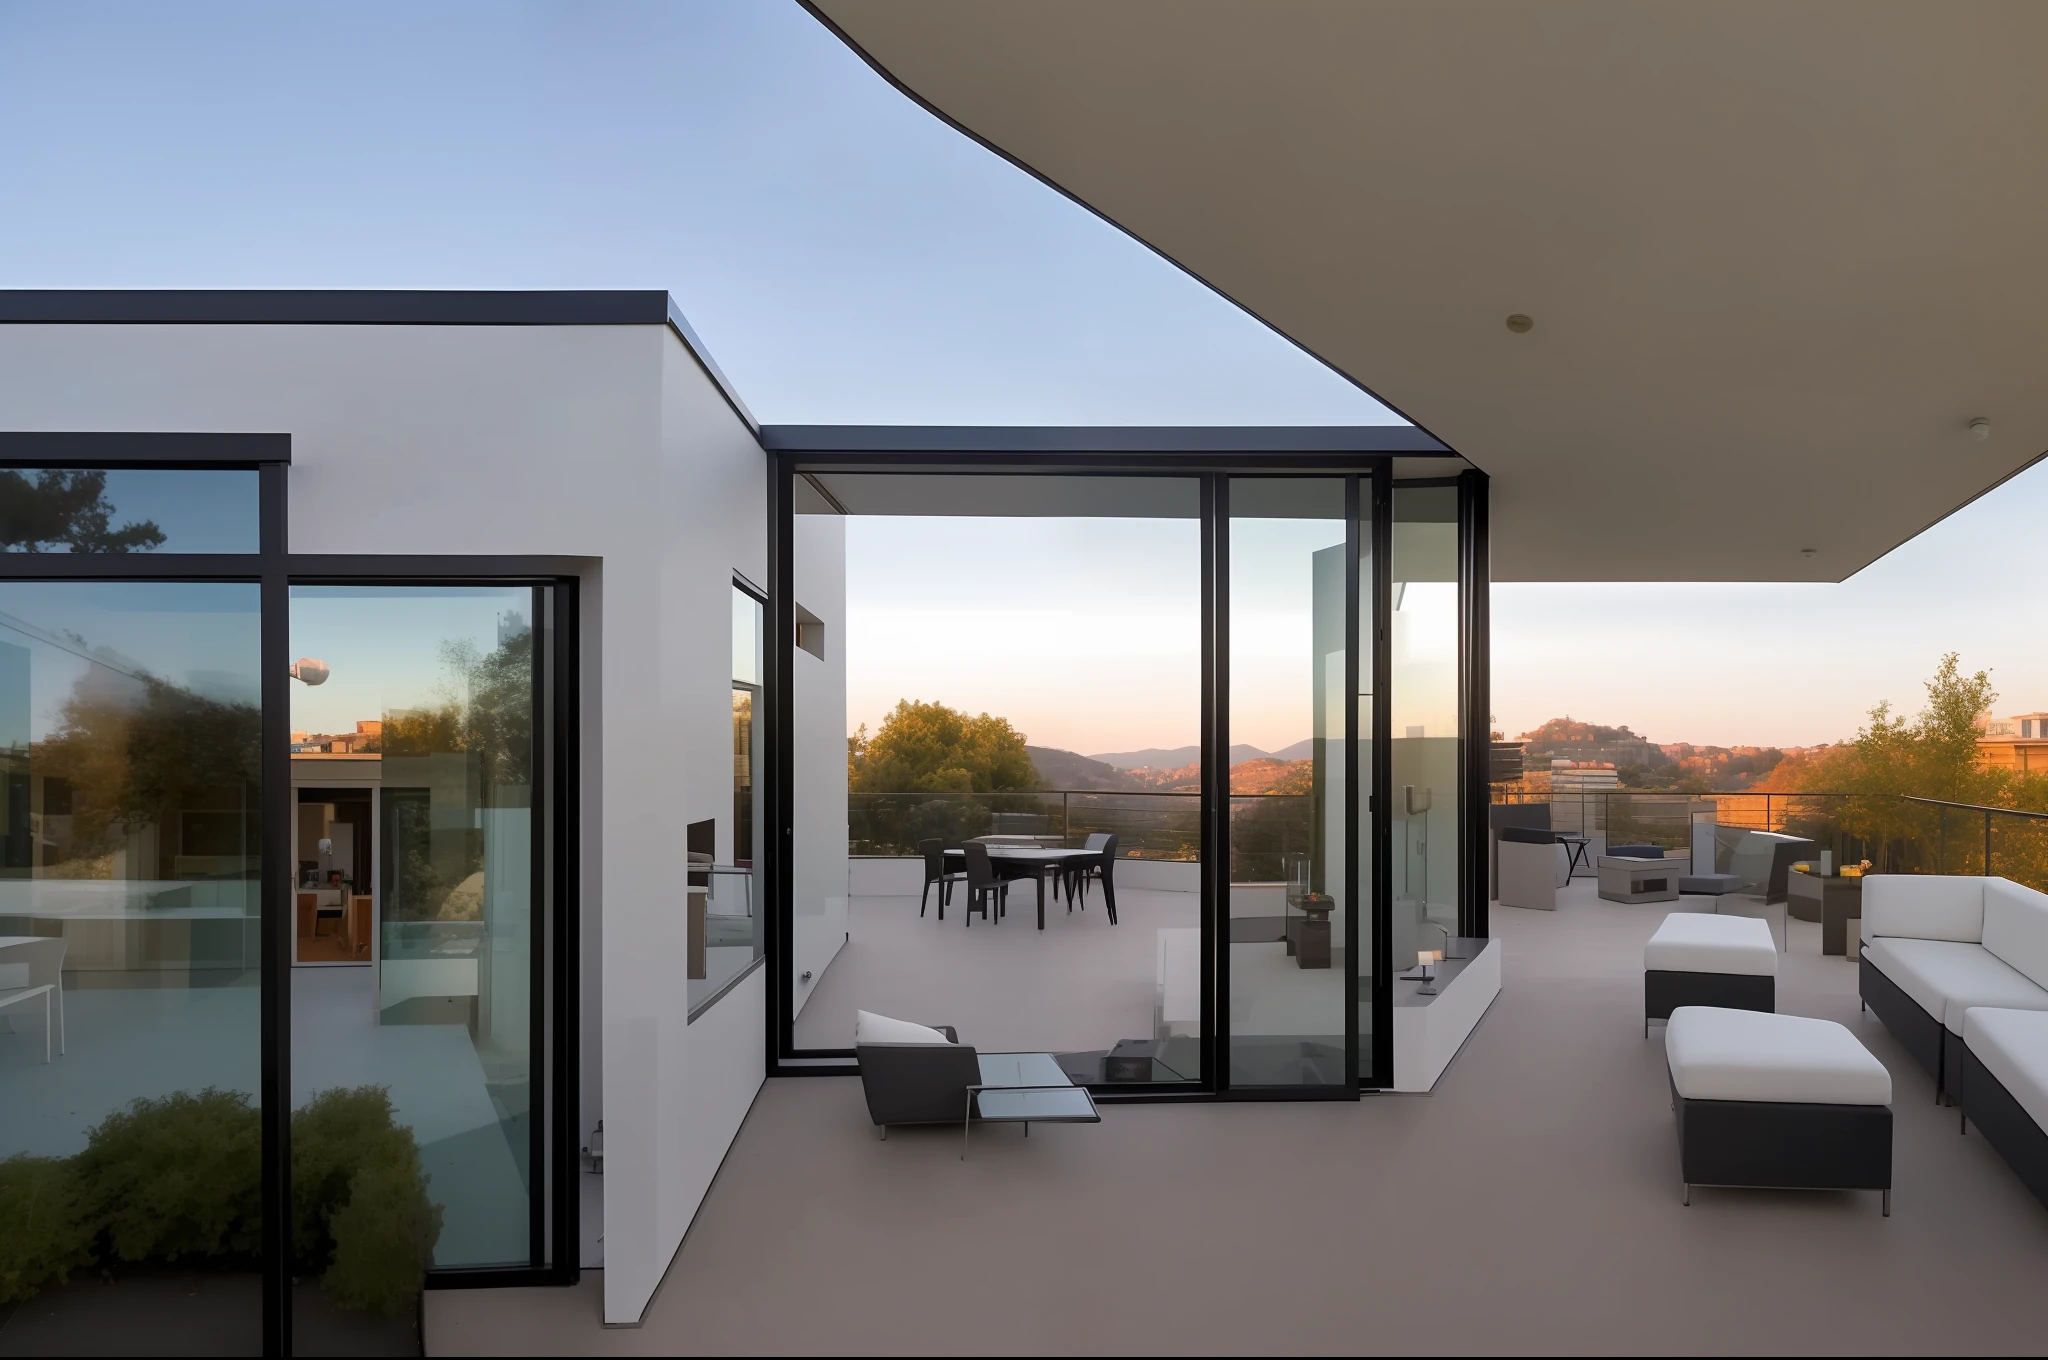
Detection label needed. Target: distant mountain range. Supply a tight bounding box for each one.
[1024,746,1142,791]
[1087,740,1314,770]
[1027,743,1317,794]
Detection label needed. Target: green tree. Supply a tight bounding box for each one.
[1762,653,2037,866]
[0,469,164,552]
[846,700,1042,854]
[848,699,1037,794]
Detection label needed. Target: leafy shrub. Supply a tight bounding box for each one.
[290,1086,442,1316]
[73,1088,262,1264]
[0,1155,95,1304]
[4,1084,436,1316]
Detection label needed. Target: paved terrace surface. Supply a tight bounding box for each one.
[427,881,2048,1355]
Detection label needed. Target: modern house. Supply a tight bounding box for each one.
[1980,713,2048,773]
[6,2,2048,1355]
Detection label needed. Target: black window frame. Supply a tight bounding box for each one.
[0,434,583,1355]
[762,452,1489,1103]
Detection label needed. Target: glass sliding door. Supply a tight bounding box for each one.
[0,580,264,1353]
[1224,478,1350,1089]
[1357,473,1381,1083]
[1390,486,1463,972]
[287,582,554,1347]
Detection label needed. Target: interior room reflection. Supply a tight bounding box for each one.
[287,585,542,1271]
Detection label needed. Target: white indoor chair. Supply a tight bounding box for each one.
[0,936,67,1064]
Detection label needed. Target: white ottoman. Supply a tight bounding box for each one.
[1666,1006,1893,1213]
[1644,912,1777,1035]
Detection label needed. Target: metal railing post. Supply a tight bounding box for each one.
[1986,809,1994,877]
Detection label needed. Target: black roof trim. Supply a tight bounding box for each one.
[759,424,1449,454]
[0,431,291,466]
[0,289,672,327]
[0,290,760,435]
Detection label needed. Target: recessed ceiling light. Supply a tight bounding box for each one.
[1505,314,1533,334]
[1799,548,1818,559]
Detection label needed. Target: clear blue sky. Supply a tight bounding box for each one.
[5,0,2042,751]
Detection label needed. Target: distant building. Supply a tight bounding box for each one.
[1978,712,2048,773]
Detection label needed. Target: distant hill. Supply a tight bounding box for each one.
[1025,746,1144,790]
[1090,742,1305,770]
[1230,757,1313,795]
[1127,762,1201,792]
[1119,756,1314,794]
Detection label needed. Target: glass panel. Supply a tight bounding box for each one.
[0,468,260,553]
[732,585,762,688]
[1391,486,1462,974]
[288,584,540,1319]
[0,581,262,1353]
[1356,500,1377,1083]
[797,472,1203,1087]
[693,585,765,1016]
[1227,477,1348,1087]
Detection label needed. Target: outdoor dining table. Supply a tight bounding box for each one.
[943,846,1099,929]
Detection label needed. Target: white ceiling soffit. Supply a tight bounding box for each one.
[810,0,2048,582]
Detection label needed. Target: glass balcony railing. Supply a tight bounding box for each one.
[1491,788,2048,893]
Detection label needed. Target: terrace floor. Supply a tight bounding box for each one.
[791,882,1201,1053]
[427,880,2048,1356]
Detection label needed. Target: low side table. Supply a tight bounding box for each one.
[1288,893,1335,968]
[1818,878,1865,956]
[1787,872,1862,947]
[1557,834,1593,880]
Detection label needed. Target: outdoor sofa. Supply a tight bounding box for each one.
[1859,875,2048,1103]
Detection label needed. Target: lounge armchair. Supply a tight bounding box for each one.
[855,1011,976,1132]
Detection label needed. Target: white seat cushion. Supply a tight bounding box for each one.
[1666,1006,1891,1105]
[854,1010,954,1045]
[1982,877,2048,991]
[1863,936,2048,1035]
[1861,874,1985,944]
[1644,912,1778,977]
[1964,1007,2048,1132]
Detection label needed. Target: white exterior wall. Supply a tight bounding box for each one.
[790,513,849,1018]
[0,319,772,1326]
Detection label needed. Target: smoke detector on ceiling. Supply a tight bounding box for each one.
[1968,417,1992,440]
[1505,314,1533,334]
[1799,548,1818,559]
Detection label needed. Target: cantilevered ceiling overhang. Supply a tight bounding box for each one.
[810,0,2048,581]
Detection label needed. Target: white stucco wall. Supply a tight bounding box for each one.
[789,512,849,1019]
[0,318,771,1326]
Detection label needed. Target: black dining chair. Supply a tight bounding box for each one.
[961,841,1012,927]
[1063,832,1109,911]
[918,838,965,919]
[1073,833,1120,924]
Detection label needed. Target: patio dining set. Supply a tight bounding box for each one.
[917,833,1121,930]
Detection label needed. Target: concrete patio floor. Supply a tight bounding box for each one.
[427,880,2048,1355]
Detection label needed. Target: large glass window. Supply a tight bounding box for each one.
[287,584,545,1312]
[0,468,260,553]
[1226,478,1349,1088]
[690,583,765,1016]
[1391,486,1462,969]
[794,472,1203,1087]
[0,580,263,1352]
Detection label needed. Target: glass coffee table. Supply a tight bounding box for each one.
[964,1052,1101,1158]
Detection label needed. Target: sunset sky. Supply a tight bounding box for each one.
[6,0,2044,754]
